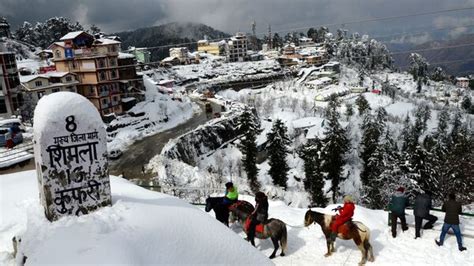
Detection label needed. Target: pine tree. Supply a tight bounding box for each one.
[321,98,350,202]
[267,119,291,189]
[345,103,354,118]
[355,94,370,116]
[238,109,261,193]
[461,96,472,112]
[298,137,327,206]
[360,108,387,207]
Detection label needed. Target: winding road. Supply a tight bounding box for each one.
[109,101,220,179]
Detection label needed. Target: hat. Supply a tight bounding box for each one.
[225,182,233,189]
[397,187,405,192]
[343,195,353,203]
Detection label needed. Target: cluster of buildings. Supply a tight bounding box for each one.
[1,29,144,120]
[161,32,328,67]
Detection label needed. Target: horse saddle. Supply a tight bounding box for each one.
[244,217,265,234]
[333,219,355,236]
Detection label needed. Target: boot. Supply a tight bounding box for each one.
[435,240,442,246]
[459,247,467,252]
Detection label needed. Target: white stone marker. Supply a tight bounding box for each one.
[33,92,111,221]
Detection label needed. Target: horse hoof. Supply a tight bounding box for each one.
[368,257,375,262]
[324,253,331,257]
[269,255,276,259]
[280,252,285,257]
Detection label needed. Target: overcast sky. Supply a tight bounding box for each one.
[1,0,473,43]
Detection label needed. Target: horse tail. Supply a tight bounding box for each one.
[280,223,288,255]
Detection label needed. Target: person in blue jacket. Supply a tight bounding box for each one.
[389,187,409,238]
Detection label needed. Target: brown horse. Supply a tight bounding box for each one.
[229,201,287,259]
[304,210,374,265]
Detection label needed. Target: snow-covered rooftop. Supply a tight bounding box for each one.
[59,31,88,41]
[95,38,121,45]
[118,52,135,59]
[20,72,71,83]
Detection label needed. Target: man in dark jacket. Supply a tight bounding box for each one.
[435,193,467,252]
[413,191,438,239]
[247,191,269,246]
[389,187,409,238]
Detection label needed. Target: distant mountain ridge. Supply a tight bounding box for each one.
[115,22,231,61]
[391,34,474,76]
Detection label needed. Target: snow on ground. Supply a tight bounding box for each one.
[0,171,272,266]
[216,195,474,266]
[106,76,200,152]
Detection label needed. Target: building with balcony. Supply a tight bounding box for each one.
[49,31,123,117]
[20,72,78,104]
[227,32,248,62]
[0,52,21,117]
[169,47,190,64]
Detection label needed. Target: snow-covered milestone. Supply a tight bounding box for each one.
[33,92,111,221]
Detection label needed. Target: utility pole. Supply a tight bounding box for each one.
[268,24,272,50]
[251,20,257,50]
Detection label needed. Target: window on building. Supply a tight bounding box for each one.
[102,98,108,105]
[52,88,60,93]
[99,72,106,81]
[68,86,75,92]
[110,58,117,66]
[111,70,117,79]
[0,97,7,113]
[35,80,43,87]
[98,59,106,68]
[37,91,45,99]
[111,45,117,52]
[113,96,118,102]
[55,50,61,58]
[65,76,72,82]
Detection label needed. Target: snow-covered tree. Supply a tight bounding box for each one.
[355,94,370,116]
[409,53,429,81]
[267,119,291,189]
[238,109,261,193]
[360,108,387,207]
[298,137,327,206]
[431,67,446,82]
[321,97,350,202]
[14,17,84,48]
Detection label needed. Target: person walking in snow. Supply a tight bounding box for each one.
[435,193,467,252]
[330,195,355,244]
[413,191,438,239]
[389,187,409,238]
[247,191,269,246]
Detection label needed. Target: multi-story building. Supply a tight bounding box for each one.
[127,47,151,64]
[117,52,144,102]
[20,72,78,104]
[169,47,190,64]
[197,40,226,56]
[49,31,123,117]
[455,77,469,88]
[0,52,21,117]
[227,32,248,62]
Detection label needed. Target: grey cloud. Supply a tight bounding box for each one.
[0,0,473,40]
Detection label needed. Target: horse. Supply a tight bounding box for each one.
[229,201,287,259]
[205,197,230,226]
[304,209,374,265]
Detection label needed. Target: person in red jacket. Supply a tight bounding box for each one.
[330,195,355,243]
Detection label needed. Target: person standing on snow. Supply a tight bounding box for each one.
[330,195,355,244]
[435,193,467,252]
[413,191,438,239]
[389,187,409,238]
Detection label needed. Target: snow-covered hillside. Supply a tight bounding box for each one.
[0,171,272,265]
[2,171,471,266]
